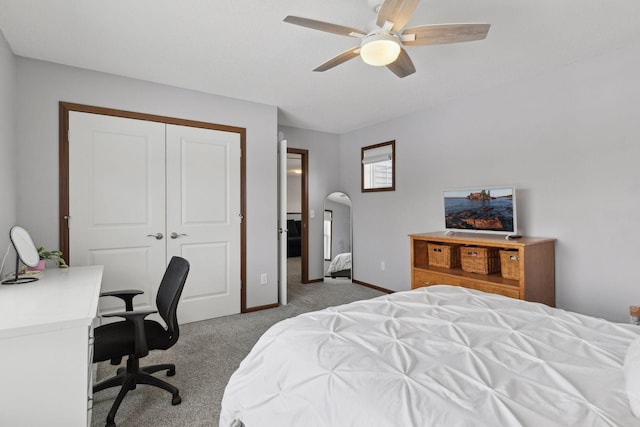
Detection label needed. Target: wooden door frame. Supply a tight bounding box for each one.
[287,148,309,283]
[59,101,248,312]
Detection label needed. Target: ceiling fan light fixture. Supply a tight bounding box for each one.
[360,33,401,66]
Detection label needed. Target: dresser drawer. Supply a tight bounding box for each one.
[412,270,520,299]
[413,270,462,288]
[468,282,520,299]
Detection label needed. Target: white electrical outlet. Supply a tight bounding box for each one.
[260,273,268,285]
[380,261,386,271]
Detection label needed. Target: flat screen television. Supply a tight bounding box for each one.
[443,187,517,235]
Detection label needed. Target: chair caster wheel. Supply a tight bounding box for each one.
[172,394,182,405]
[106,421,116,427]
[167,368,176,377]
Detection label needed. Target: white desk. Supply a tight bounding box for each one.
[0,265,103,427]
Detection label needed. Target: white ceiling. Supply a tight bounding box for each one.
[1,0,639,134]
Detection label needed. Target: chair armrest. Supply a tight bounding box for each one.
[103,310,157,358]
[100,289,144,311]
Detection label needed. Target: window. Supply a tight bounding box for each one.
[361,140,395,192]
[324,210,332,261]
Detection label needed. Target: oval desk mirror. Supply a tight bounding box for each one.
[2,225,40,284]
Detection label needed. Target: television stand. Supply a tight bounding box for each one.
[410,232,555,306]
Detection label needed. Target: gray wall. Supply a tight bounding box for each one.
[286,169,302,213]
[4,30,639,321]
[340,40,640,322]
[278,126,341,280]
[0,30,16,277]
[15,58,279,308]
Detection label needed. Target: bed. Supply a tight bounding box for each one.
[220,285,640,427]
[326,252,351,278]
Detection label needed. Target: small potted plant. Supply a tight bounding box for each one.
[31,247,69,270]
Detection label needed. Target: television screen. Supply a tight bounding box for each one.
[443,187,517,234]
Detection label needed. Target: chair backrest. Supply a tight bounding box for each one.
[156,256,190,346]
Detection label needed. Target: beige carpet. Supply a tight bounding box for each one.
[91,257,383,427]
[287,255,302,284]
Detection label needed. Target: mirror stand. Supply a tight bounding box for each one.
[1,250,39,285]
[1,225,40,285]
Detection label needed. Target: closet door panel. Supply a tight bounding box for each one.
[69,112,242,322]
[69,112,166,314]
[182,141,228,223]
[90,248,155,312]
[166,124,242,322]
[91,131,149,225]
[181,243,228,295]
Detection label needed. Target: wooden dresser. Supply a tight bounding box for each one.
[410,232,555,306]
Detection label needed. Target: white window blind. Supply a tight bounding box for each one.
[361,145,393,165]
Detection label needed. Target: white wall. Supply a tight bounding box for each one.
[0,30,16,278]
[15,58,278,308]
[340,40,640,322]
[279,126,341,280]
[286,170,302,213]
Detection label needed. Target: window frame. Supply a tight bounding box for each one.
[361,140,396,192]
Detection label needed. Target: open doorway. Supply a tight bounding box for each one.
[286,148,308,286]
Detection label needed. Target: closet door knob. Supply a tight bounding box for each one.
[170,232,187,239]
[146,233,164,240]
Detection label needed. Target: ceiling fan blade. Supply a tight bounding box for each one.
[283,16,366,37]
[402,23,491,46]
[376,0,421,31]
[386,48,416,78]
[313,47,361,72]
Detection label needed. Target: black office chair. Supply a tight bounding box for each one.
[93,256,190,427]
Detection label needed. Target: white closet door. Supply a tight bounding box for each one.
[69,112,166,314]
[166,124,242,322]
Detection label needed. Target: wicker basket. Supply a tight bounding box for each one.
[500,250,520,280]
[427,243,460,268]
[460,246,500,274]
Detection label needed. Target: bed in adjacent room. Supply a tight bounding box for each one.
[326,252,351,278]
[220,285,640,427]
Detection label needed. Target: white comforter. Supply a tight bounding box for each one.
[220,285,640,427]
[327,252,351,274]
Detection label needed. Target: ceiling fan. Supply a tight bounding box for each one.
[283,0,490,78]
